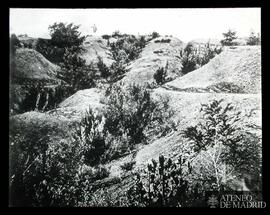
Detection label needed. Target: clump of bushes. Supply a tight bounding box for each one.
[179,42,222,74]
[127,155,201,207]
[154,39,171,43]
[73,83,176,163]
[109,34,147,64]
[9,118,110,207]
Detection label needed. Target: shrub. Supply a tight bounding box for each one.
[127,155,201,207]
[247,31,260,46]
[154,39,171,43]
[9,118,110,207]
[102,34,111,40]
[154,67,167,85]
[220,29,238,46]
[150,32,160,40]
[104,83,175,147]
[73,108,107,166]
[109,34,147,65]
[179,42,222,74]
[74,84,175,162]
[97,56,111,80]
[109,61,127,82]
[56,49,96,93]
[183,99,261,190]
[120,160,136,172]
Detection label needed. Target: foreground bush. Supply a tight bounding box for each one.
[73,83,176,163]
[183,99,261,191]
[127,155,202,207]
[9,119,109,206]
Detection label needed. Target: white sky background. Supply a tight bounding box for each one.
[10,8,261,43]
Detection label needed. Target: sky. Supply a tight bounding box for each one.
[10,8,261,43]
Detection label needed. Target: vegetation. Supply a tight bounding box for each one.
[154,64,168,85]
[183,99,261,191]
[150,31,160,40]
[154,39,171,43]
[179,42,222,74]
[120,160,136,172]
[56,49,96,94]
[247,31,261,45]
[97,56,111,80]
[127,155,201,207]
[220,29,238,46]
[36,22,86,64]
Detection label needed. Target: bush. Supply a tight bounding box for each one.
[9,118,110,207]
[154,67,167,85]
[183,99,261,190]
[109,35,147,64]
[102,34,111,40]
[120,160,136,172]
[127,155,201,207]
[154,39,171,43]
[150,31,160,40]
[247,31,260,46]
[179,42,222,74]
[56,49,96,93]
[74,84,175,162]
[104,84,174,146]
[97,56,111,80]
[220,29,237,46]
[73,108,107,166]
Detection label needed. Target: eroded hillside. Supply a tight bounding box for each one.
[10,35,262,206]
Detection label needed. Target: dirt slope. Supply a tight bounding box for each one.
[80,36,115,67]
[164,46,261,93]
[121,36,184,85]
[13,48,60,83]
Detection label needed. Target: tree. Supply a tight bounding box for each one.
[49,22,86,51]
[220,29,237,46]
[56,48,96,93]
[36,22,86,64]
[247,31,260,45]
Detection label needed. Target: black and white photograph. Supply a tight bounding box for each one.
[9,8,263,207]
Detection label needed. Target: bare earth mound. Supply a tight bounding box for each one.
[81,36,115,67]
[14,48,60,83]
[164,46,261,94]
[121,36,184,85]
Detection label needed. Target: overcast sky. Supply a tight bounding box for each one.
[10,8,261,43]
